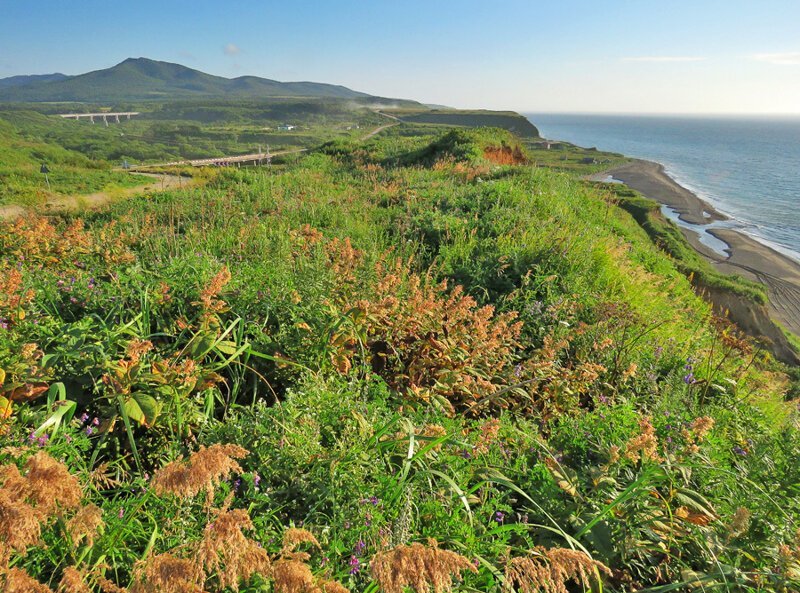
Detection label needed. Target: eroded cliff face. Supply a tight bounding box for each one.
[399,111,540,138]
[696,279,800,366]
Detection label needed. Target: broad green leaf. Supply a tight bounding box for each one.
[122,393,161,427]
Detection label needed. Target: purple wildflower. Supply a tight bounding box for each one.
[349,556,360,575]
[732,446,748,456]
[85,426,94,436]
[494,511,505,524]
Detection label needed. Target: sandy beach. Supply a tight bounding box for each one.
[607,160,728,224]
[604,159,800,349]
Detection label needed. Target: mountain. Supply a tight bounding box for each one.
[0,58,374,102]
[0,73,69,90]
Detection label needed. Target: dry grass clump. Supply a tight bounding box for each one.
[281,528,321,555]
[370,539,476,593]
[331,256,522,412]
[504,547,611,593]
[273,528,347,593]
[198,506,271,591]
[22,451,83,514]
[57,566,90,593]
[623,417,661,463]
[195,266,232,322]
[150,444,247,500]
[0,452,82,564]
[66,504,104,547]
[130,553,206,593]
[273,558,316,593]
[1,566,55,593]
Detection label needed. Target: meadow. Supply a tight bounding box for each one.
[1,126,799,592]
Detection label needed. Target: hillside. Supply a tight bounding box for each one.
[0,57,381,102]
[1,127,799,592]
[394,108,540,137]
[0,72,69,89]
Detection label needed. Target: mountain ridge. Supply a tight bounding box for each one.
[0,57,378,102]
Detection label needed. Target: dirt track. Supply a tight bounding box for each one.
[0,173,189,220]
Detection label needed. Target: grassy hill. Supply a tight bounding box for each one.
[1,127,798,592]
[393,108,540,137]
[0,72,68,89]
[0,115,148,206]
[0,57,384,102]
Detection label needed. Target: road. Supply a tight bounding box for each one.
[0,173,190,221]
[129,113,402,170]
[0,114,404,220]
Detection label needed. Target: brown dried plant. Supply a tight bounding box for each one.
[66,504,104,548]
[150,444,247,501]
[273,558,317,593]
[474,418,501,455]
[197,505,271,591]
[370,539,477,593]
[273,528,347,593]
[330,255,522,412]
[0,215,135,268]
[623,417,661,463]
[0,265,35,322]
[130,553,206,593]
[0,452,82,564]
[504,547,611,593]
[195,266,232,323]
[57,566,90,593]
[281,528,321,556]
[1,566,55,593]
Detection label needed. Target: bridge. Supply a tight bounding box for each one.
[58,112,140,126]
[127,147,308,170]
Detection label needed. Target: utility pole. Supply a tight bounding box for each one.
[40,163,51,191]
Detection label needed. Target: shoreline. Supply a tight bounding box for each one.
[602,159,800,342]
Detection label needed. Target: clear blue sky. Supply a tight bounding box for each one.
[2,0,799,114]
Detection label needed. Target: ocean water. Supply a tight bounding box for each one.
[525,113,800,261]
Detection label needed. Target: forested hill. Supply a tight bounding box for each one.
[0,58,391,102]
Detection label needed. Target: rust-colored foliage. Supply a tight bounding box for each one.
[370,539,476,593]
[482,145,528,166]
[151,444,248,501]
[331,256,522,412]
[1,566,55,593]
[130,553,206,593]
[504,547,610,593]
[198,505,271,591]
[0,215,136,268]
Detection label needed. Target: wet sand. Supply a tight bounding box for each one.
[608,159,727,224]
[604,160,800,343]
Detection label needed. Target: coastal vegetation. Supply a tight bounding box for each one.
[1,120,799,593]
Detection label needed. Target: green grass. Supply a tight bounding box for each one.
[605,182,769,304]
[0,117,149,206]
[1,126,798,592]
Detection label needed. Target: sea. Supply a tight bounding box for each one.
[525,113,800,262]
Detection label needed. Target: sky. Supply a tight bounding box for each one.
[1,0,799,114]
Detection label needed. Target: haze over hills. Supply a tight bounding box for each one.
[0,57,383,102]
[0,73,70,90]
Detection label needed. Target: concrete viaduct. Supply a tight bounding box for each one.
[58,112,140,126]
